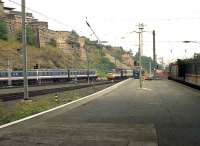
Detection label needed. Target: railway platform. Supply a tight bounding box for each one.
[0,79,200,146]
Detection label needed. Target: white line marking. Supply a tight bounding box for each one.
[137,88,152,91]
[0,79,131,129]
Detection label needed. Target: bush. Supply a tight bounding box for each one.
[17,26,36,46]
[0,20,8,40]
[48,38,57,47]
[97,57,116,72]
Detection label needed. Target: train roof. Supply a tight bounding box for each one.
[0,69,97,72]
[169,56,200,66]
[177,58,200,64]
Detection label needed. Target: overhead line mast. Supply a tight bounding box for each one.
[22,0,29,100]
[85,18,101,43]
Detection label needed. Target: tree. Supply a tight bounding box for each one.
[0,20,8,40]
[134,52,164,72]
[48,38,57,47]
[113,49,123,61]
[66,30,80,48]
[134,52,153,73]
[26,26,35,46]
[97,57,116,72]
[17,26,36,46]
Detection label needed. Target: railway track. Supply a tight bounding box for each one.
[0,80,120,102]
[0,80,95,89]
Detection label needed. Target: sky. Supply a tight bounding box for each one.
[3,0,200,64]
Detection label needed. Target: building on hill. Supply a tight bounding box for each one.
[0,0,6,17]
[122,52,134,68]
[0,1,79,53]
[31,21,48,48]
[0,0,133,65]
[78,36,87,61]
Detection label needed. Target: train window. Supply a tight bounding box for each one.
[38,72,42,76]
[196,63,200,74]
[11,72,16,77]
[12,72,21,77]
[48,72,51,76]
[29,72,35,76]
[71,71,75,75]
[0,72,8,77]
[53,72,57,76]
[33,72,37,76]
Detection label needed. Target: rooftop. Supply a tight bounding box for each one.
[4,7,15,10]
[10,11,33,17]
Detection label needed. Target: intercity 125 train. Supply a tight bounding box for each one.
[168,54,200,88]
[0,69,97,86]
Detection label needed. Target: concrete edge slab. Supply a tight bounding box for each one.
[0,78,131,129]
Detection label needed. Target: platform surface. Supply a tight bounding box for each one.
[0,79,200,146]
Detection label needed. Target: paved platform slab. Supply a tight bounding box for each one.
[0,123,157,146]
[0,79,200,146]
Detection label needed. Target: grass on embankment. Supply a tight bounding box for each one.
[0,83,113,125]
[0,39,75,70]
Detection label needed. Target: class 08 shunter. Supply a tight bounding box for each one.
[0,69,97,86]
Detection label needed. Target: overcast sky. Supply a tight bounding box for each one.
[3,0,200,64]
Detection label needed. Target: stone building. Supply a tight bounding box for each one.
[122,52,134,67]
[47,30,73,53]
[31,21,48,48]
[78,36,87,61]
[0,0,74,51]
[0,0,95,60]
[0,0,5,17]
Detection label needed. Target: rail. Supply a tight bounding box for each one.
[0,80,121,102]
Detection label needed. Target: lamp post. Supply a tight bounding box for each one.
[121,27,144,88]
[121,23,146,88]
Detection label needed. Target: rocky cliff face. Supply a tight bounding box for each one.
[0,0,135,71]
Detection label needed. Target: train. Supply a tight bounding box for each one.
[107,68,133,80]
[168,54,200,88]
[107,67,144,80]
[0,69,97,86]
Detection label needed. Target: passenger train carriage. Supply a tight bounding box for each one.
[168,54,200,88]
[107,68,134,80]
[107,67,143,80]
[0,69,97,86]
